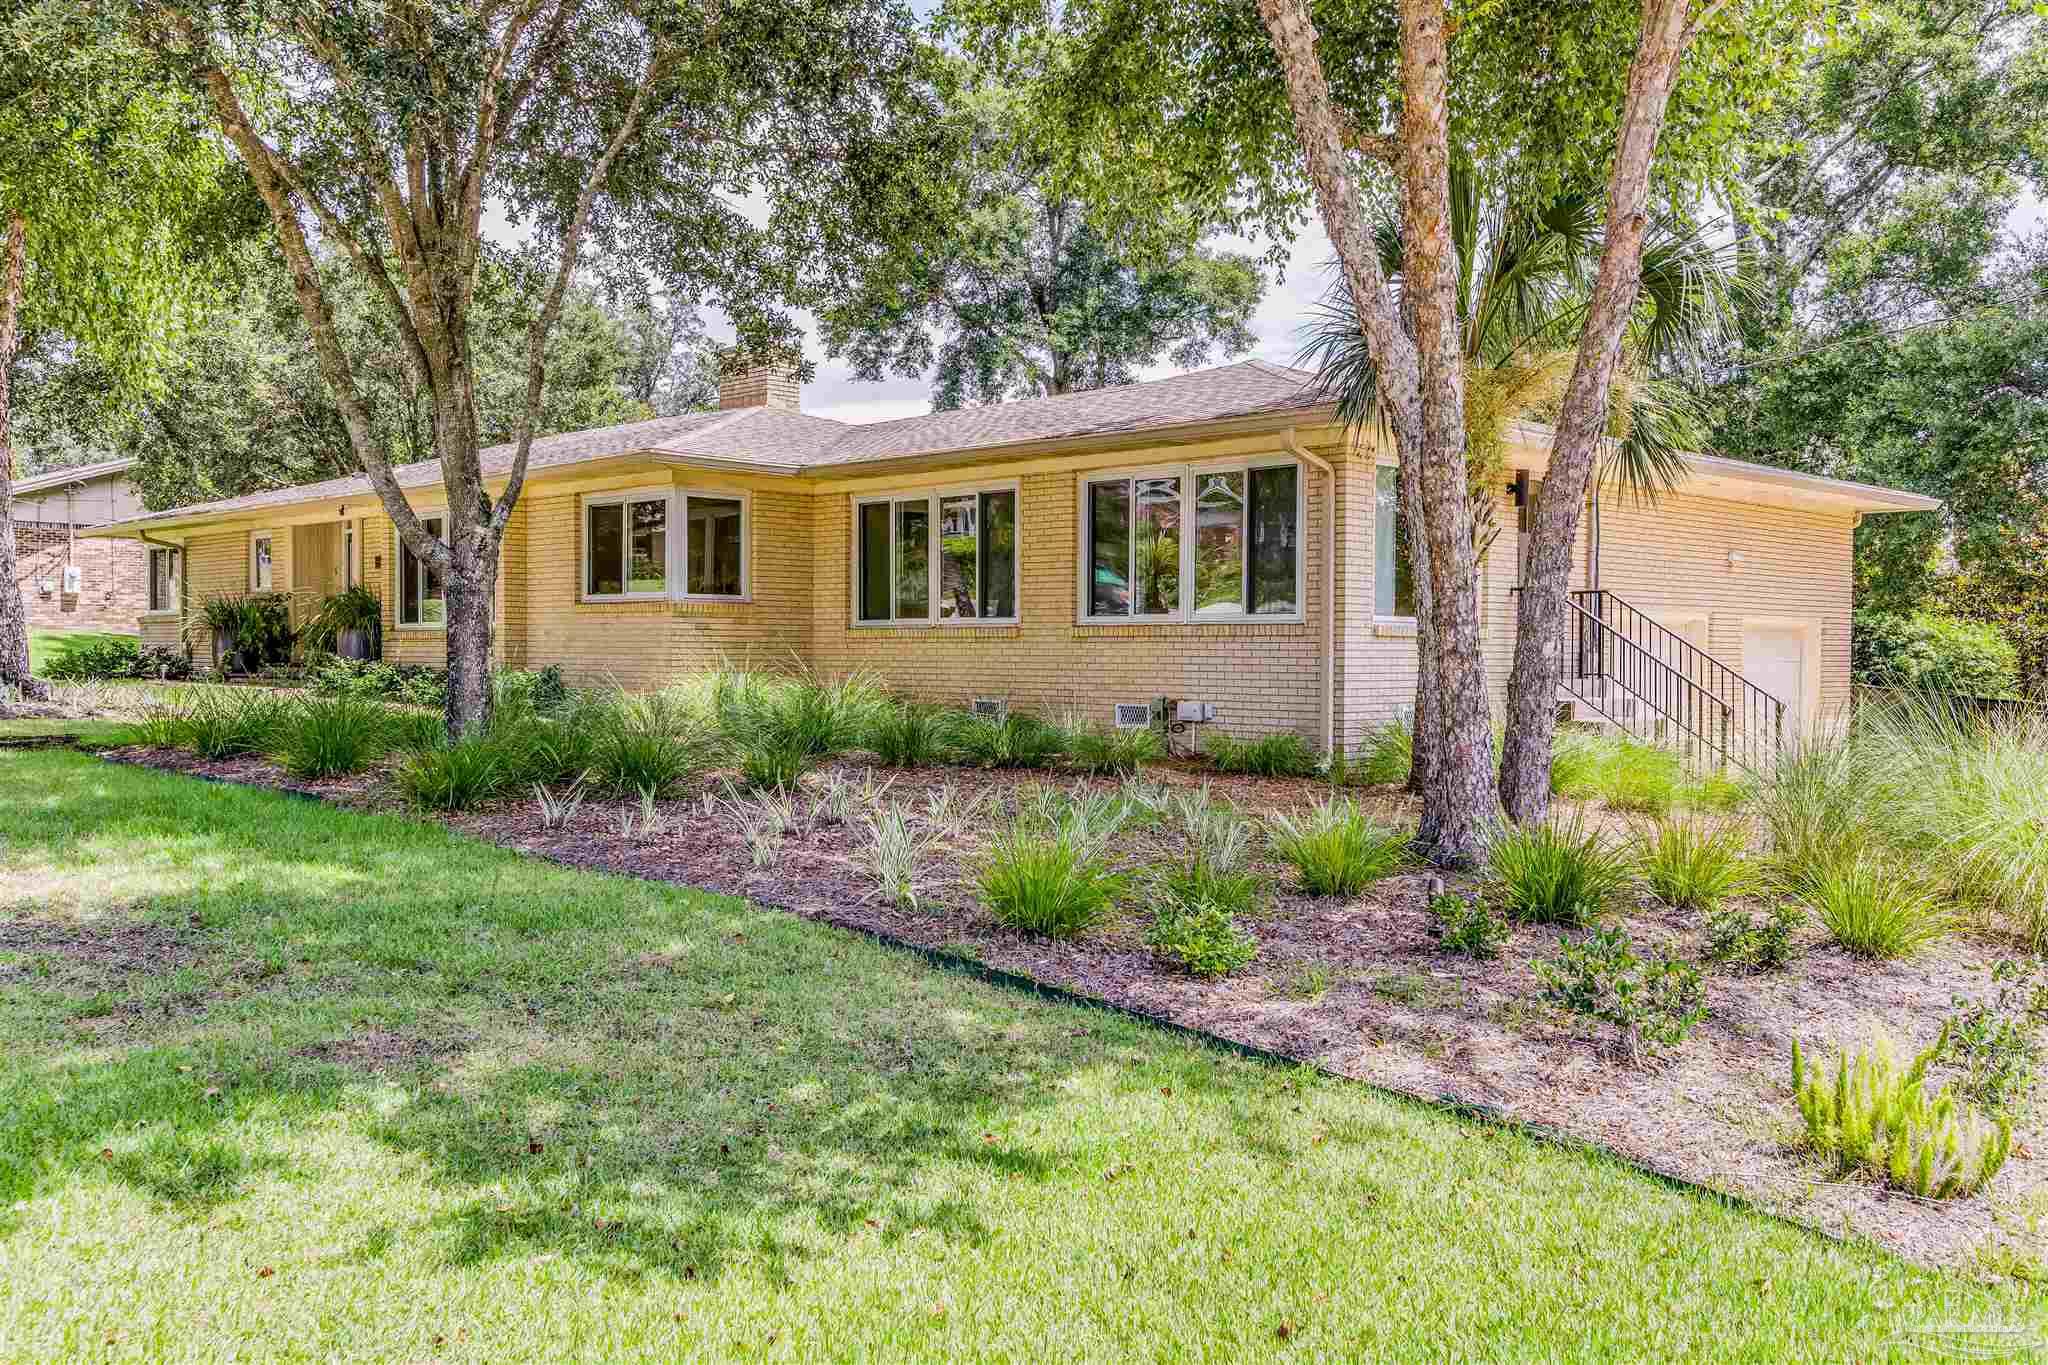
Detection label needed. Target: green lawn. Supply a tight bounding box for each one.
[27,627,136,678]
[0,750,2039,1361]
[0,718,133,744]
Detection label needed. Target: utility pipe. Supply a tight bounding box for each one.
[1282,429,1339,759]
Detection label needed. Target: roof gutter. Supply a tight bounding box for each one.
[1281,429,1339,760]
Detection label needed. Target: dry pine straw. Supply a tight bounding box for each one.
[106,744,2048,1271]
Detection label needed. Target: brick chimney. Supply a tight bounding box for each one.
[717,356,802,412]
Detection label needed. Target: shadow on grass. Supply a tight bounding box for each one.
[0,751,1206,1284]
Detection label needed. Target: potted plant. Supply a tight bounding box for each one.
[305,585,383,661]
[191,594,248,674]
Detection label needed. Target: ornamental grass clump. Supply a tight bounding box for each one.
[1163,789,1262,915]
[1064,722,1165,777]
[585,691,714,796]
[181,688,291,760]
[1266,797,1406,897]
[978,806,1127,938]
[1797,855,1952,960]
[1205,730,1320,778]
[864,701,956,767]
[271,695,394,779]
[1636,815,1754,914]
[395,734,510,811]
[711,667,887,788]
[857,806,940,908]
[1486,812,1636,926]
[1790,1026,2012,1200]
[952,710,1067,770]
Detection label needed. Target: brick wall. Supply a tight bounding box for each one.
[15,522,147,632]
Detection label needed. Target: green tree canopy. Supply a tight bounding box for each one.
[821,73,1264,408]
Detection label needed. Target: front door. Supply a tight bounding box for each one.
[1742,624,1808,738]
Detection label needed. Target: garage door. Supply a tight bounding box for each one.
[1742,624,1807,737]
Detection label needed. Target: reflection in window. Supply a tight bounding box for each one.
[939,494,978,619]
[628,499,667,593]
[1247,464,1298,615]
[1088,480,1131,617]
[895,500,929,619]
[1193,470,1246,615]
[1133,476,1182,617]
[858,502,892,621]
[586,503,625,596]
[400,516,446,625]
[1374,465,1416,618]
[687,496,743,597]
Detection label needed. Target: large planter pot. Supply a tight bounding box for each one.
[211,632,240,676]
[337,627,374,661]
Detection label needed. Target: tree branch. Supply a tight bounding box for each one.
[492,46,671,533]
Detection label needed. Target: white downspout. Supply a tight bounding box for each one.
[1282,429,1338,759]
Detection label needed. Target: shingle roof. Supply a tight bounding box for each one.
[111,361,1329,527]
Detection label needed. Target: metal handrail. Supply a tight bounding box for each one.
[1564,589,1788,772]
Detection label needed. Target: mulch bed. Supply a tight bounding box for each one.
[92,743,2045,1271]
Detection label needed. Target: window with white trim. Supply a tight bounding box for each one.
[1374,466,1416,619]
[249,533,273,591]
[1082,460,1302,622]
[582,489,749,602]
[148,547,178,613]
[398,515,447,626]
[855,486,1018,624]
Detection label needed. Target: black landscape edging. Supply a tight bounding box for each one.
[81,746,1870,1250]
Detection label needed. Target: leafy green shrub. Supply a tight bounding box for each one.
[1147,899,1258,978]
[1853,611,2019,697]
[1485,814,1636,925]
[1353,718,1412,786]
[181,689,291,759]
[1065,723,1164,776]
[978,810,1126,937]
[952,710,1066,770]
[1206,730,1320,778]
[311,657,449,708]
[1703,902,1803,973]
[864,702,956,767]
[394,735,510,811]
[1941,959,2048,1117]
[1266,797,1406,897]
[1637,816,1753,913]
[494,665,570,715]
[1797,856,1952,959]
[1535,927,1707,1065]
[300,585,383,655]
[39,635,137,680]
[271,695,393,779]
[1791,1027,2012,1199]
[1428,892,1510,960]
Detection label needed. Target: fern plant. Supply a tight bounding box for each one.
[1790,1026,2013,1200]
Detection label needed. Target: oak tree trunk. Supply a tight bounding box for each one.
[0,212,46,702]
[1499,0,1697,824]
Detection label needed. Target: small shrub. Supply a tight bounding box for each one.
[864,702,955,767]
[1267,798,1406,896]
[311,657,449,708]
[1534,927,1707,1065]
[1486,814,1636,926]
[1147,898,1258,978]
[271,695,393,779]
[1065,723,1164,777]
[1637,816,1754,913]
[952,710,1067,770]
[181,689,290,759]
[1791,1026,2012,1199]
[1703,902,1804,973]
[1798,856,1952,959]
[395,735,510,811]
[1942,959,2048,1118]
[857,806,939,908]
[978,812,1126,937]
[1206,730,1320,778]
[1428,892,1510,960]
[1853,610,2020,697]
[494,665,570,715]
[39,635,141,681]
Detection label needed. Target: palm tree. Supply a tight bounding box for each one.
[1297,163,1743,791]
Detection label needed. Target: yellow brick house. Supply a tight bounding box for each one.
[95,361,1936,764]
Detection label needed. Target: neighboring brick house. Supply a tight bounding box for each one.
[11,457,152,634]
[92,362,1938,766]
